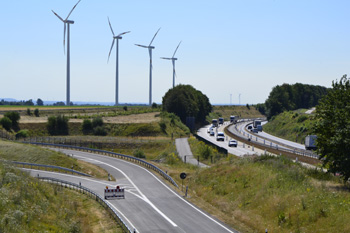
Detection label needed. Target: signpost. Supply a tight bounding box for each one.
[180,172,187,192]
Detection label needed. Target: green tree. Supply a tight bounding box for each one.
[26,108,32,116]
[34,108,40,117]
[47,115,69,135]
[0,117,12,131]
[162,84,212,124]
[92,117,103,128]
[314,75,350,181]
[82,119,93,134]
[36,98,44,106]
[4,111,20,131]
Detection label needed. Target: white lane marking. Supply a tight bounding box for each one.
[22,168,138,232]
[74,155,178,228]
[61,148,233,232]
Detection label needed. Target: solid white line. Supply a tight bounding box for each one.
[75,156,178,228]
[23,168,139,232]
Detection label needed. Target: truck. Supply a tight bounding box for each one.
[257,125,263,132]
[230,115,237,124]
[218,117,224,125]
[212,119,218,127]
[253,120,261,128]
[305,135,317,150]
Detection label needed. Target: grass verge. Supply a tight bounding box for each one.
[0,162,122,232]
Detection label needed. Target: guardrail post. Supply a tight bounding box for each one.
[252,146,254,151]
[264,149,267,155]
[243,143,245,148]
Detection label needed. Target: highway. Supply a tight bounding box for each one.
[28,148,238,233]
[197,123,265,157]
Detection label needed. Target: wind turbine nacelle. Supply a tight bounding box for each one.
[115,36,122,39]
[65,20,75,24]
[173,58,178,61]
[149,46,155,49]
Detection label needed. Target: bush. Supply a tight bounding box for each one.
[93,126,107,136]
[0,117,12,131]
[297,115,308,123]
[92,117,103,128]
[47,115,69,135]
[4,111,20,130]
[15,130,29,139]
[34,109,39,117]
[133,149,146,158]
[26,108,31,116]
[82,119,93,134]
[123,106,128,111]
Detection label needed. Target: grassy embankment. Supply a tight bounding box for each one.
[0,162,121,232]
[263,109,315,144]
[0,140,110,179]
[157,147,350,233]
[207,105,265,121]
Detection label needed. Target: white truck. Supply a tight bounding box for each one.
[305,135,317,150]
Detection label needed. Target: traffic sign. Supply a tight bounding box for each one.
[180,172,187,179]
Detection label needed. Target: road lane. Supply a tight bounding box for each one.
[34,148,238,233]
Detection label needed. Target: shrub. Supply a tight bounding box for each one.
[93,126,107,136]
[123,106,128,111]
[82,119,93,134]
[4,111,20,130]
[47,115,69,135]
[0,117,12,131]
[34,108,40,117]
[133,149,146,158]
[297,115,308,123]
[15,130,29,139]
[26,108,31,116]
[92,117,103,128]
[152,102,158,109]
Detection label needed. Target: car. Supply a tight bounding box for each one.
[207,127,212,133]
[209,130,215,136]
[250,128,258,133]
[216,132,225,141]
[247,125,253,130]
[228,139,237,147]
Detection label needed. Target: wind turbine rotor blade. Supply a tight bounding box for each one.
[160,57,171,60]
[135,44,148,48]
[107,39,115,63]
[52,10,64,22]
[149,27,161,46]
[172,41,182,58]
[107,17,115,36]
[66,0,81,20]
[117,31,131,37]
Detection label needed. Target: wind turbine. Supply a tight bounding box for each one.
[161,41,181,88]
[107,17,130,106]
[135,28,161,106]
[52,0,82,106]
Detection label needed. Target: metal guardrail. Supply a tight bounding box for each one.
[37,176,133,233]
[11,161,92,177]
[23,142,179,189]
[228,122,319,159]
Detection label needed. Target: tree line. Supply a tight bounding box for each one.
[259,83,329,119]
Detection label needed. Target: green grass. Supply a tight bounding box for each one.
[207,105,265,122]
[0,162,122,232]
[263,110,315,143]
[0,140,109,179]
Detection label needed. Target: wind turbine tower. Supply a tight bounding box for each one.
[135,28,161,106]
[160,41,181,88]
[107,17,130,106]
[52,0,82,106]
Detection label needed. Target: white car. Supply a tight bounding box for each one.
[207,127,213,133]
[228,139,238,147]
[209,130,215,136]
[216,132,225,141]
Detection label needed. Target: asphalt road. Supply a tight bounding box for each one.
[196,123,266,157]
[175,138,209,168]
[28,148,238,233]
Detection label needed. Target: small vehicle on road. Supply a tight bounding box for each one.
[216,132,225,141]
[207,127,213,133]
[209,130,215,136]
[228,139,237,147]
[247,125,253,130]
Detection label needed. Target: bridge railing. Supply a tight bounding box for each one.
[37,176,133,233]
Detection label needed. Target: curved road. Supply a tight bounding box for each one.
[29,148,238,233]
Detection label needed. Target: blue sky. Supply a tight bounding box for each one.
[1,0,349,105]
